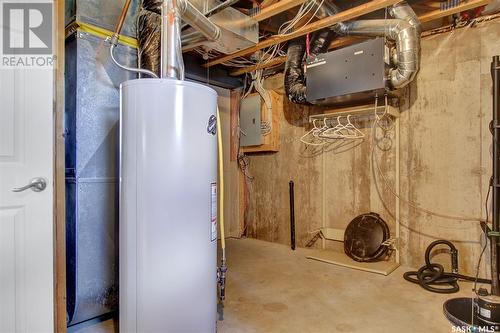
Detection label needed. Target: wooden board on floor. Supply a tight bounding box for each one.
[306,250,400,276]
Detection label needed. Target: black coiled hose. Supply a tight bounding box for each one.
[403,240,491,294]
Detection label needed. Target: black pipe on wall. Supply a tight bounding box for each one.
[289,181,296,251]
[491,55,500,296]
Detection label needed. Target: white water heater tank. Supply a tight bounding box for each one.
[120,79,218,332]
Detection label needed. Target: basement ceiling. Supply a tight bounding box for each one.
[184,0,495,76]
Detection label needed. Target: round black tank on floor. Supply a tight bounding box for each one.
[443,297,500,332]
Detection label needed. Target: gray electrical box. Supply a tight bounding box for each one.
[239,94,263,147]
[306,38,388,106]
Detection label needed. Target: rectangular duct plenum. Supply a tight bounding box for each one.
[65,30,137,326]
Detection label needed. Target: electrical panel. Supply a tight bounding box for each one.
[306,38,389,106]
[239,94,263,147]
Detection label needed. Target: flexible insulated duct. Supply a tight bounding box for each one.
[284,38,307,104]
[138,9,161,75]
[142,0,162,13]
[284,0,341,104]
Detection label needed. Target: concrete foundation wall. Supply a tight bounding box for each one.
[245,19,500,275]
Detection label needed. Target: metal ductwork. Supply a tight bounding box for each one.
[177,0,221,42]
[285,1,421,105]
[337,1,421,89]
[138,0,258,77]
[284,0,341,104]
[160,0,221,79]
[161,0,184,79]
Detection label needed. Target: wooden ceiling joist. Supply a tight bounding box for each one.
[205,0,402,67]
[230,56,287,76]
[252,0,309,21]
[227,0,494,76]
[419,0,492,23]
[229,36,363,76]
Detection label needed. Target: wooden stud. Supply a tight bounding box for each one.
[54,0,67,332]
[230,89,242,161]
[205,0,402,67]
[238,168,247,237]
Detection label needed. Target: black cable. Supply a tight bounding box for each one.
[404,240,492,294]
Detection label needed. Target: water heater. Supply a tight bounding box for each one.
[120,79,218,332]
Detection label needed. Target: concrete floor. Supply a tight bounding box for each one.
[73,238,472,332]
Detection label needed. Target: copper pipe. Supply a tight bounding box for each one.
[114,0,132,37]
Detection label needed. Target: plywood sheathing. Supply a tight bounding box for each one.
[245,19,500,276]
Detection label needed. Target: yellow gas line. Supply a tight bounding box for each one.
[216,107,226,260]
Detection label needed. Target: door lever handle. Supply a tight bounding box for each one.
[12,177,47,193]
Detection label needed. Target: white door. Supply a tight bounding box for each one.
[0,66,54,331]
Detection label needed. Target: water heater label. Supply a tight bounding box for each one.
[211,182,217,242]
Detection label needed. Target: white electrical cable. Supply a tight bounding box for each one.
[252,70,273,135]
[110,44,158,78]
[237,0,329,137]
[374,95,396,132]
[233,0,325,70]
